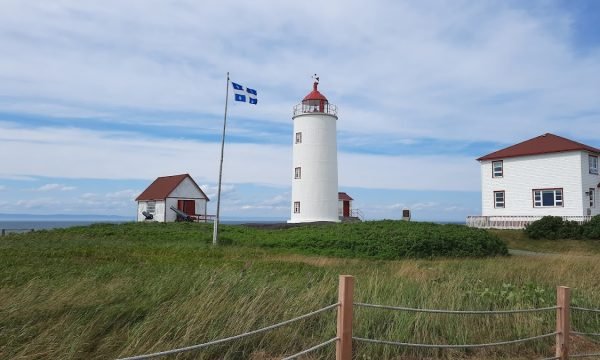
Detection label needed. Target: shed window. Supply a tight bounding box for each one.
[492,161,503,178]
[590,155,598,174]
[293,201,300,213]
[147,201,156,214]
[295,132,302,144]
[494,191,505,208]
[533,189,563,207]
[294,167,301,179]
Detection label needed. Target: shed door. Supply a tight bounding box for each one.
[343,201,350,217]
[178,200,196,215]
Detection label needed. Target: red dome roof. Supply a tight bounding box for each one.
[302,81,328,102]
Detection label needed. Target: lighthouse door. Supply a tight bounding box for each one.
[343,201,350,217]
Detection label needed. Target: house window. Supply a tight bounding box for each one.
[533,189,563,207]
[590,155,598,174]
[590,188,595,208]
[494,191,505,208]
[492,160,503,178]
[295,132,302,144]
[294,167,301,179]
[293,201,300,213]
[147,201,156,214]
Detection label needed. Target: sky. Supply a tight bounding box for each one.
[0,0,599,221]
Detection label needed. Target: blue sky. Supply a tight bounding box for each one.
[0,0,599,221]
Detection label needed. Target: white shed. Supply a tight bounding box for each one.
[468,133,600,228]
[135,174,210,222]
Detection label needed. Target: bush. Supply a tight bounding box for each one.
[524,216,566,239]
[525,215,600,240]
[232,220,508,259]
[582,215,600,239]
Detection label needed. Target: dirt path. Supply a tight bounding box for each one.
[508,249,557,257]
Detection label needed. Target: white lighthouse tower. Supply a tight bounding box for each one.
[289,77,339,223]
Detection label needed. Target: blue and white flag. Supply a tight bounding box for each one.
[231,82,258,105]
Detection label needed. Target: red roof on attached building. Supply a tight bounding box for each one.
[477,133,600,161]
[135,174,209,201]
[302,81,328,102]
[338,192,353,201]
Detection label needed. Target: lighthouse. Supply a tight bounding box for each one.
[289,77,339,223]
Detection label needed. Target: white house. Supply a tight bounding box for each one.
[289,78,339,223]
[135,174,210,222]
[468,133,600,228]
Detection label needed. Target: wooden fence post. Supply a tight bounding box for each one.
[336,275,354,360]
[556,286,570,360]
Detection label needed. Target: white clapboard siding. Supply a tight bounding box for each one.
[481,151,591,217]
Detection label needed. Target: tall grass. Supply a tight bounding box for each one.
[1,223,599,359]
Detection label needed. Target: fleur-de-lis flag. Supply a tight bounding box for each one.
[231,82,257,105]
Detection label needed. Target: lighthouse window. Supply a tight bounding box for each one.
[294,167,301,179]
[295,132,302,144]
[293,201,301,213]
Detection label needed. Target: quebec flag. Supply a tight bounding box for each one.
[231,82,258,105]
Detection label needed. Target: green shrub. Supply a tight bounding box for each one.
[16,220,508,259]
[231,220,508,259]
[524,216,565,239]
[525,215,600,240]
[558,220,583,239]
[582,215,600,239]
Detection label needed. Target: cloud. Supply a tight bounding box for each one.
[200,184,236,200]
[0,174,37,181]
[0,124,479,191]
[0,185,6,191]
[35,183,76,192]
[239,193,290,211]
[105,189,139,200]
[0,0,599,146]
[14,197,57,209]
[1,1,599,221]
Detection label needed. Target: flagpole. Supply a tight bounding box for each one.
[213,72,230,246]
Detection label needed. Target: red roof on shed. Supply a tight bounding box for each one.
[338,192,353,201]
[135,174,209,201]
[477,133,600,161]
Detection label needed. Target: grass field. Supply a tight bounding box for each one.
[1,222,600,359]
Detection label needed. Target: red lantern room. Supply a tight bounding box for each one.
[303,81,329,112]
[293,77,337,117]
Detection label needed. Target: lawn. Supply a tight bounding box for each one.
[1,222,600,359]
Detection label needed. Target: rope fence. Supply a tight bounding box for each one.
[281,337,339,360]
[354,302,558,314]
[573,306,600,313]
[353,331,558,349]
[118,303,339,360]
[117,276,600,360]
[572,331,600,337]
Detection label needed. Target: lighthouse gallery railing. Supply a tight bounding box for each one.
[293,103,338,117]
